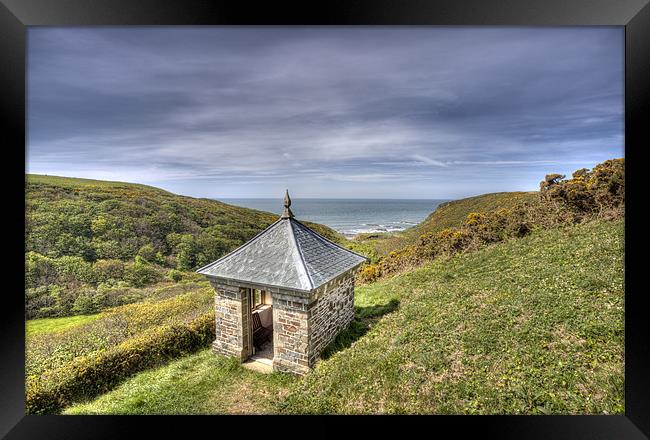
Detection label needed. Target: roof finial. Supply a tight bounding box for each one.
[281,189,294,219]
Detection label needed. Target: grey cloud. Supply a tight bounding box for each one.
[27,27,623,198]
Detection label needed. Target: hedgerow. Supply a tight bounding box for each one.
[26,286,214,379]
[26,312,215,414]
[358,159,624,283]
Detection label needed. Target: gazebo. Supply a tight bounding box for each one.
[197,191,368,374]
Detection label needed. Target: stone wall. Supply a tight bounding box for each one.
[211,280,251,361]
[208,271,357,376]
[272,293,310,375]
[307,271,356,366]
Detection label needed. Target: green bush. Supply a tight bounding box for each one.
[25,252,58,289]
[124,256,162,287]
[92,259,126,283]
[136,244,166,265]
[173,235,196,271]
[25,312,215,414]
[165,269,184,282]
[54,256,96,284]
[91,239,124,260]
[26,284,64,318]
[71,292,105,315]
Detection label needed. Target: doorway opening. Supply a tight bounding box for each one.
[246,288,273,371]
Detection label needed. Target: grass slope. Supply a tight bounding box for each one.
[355,192,537,259]
[26,314,101,338]
[64,351,294,415]
[65,219,623,415]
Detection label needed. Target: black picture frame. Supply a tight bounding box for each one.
[1,0,648,438]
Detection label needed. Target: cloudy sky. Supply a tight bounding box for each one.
[27,27,623,199]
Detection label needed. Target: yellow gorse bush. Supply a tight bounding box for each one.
[356,158,624,284]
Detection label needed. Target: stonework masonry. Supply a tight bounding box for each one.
[199,201,367,376]
[307,271,355,367]
[211,280,251,361]
[271,271,356,374]
[209,269,358,375]
[273,306,310,374]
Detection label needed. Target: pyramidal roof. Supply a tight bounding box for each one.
[197,191,368,292]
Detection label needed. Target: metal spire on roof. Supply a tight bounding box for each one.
[281,189,294,219]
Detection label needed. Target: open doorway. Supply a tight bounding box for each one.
[249,288,273,365]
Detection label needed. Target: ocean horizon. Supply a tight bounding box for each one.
[218,198,450,238]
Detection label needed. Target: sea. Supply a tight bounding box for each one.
[218,198,449,238]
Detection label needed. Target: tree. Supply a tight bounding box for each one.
[174,235,197,271]
[124,256,161,287]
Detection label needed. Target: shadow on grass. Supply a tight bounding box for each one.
[321,299,400,360]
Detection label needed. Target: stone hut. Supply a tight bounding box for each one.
[197,191,368,375]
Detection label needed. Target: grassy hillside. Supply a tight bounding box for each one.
[25,174,342,319]
[26,314,101,337]
[353,192,537,259]
[65,219,624,415]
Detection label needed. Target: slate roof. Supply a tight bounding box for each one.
[196,217,368,292]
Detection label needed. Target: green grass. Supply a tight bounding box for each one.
[26,314,101,337]
[64,350,296,415]
[355,192,537,257]
[64,219,623,415]
[26,174,171,193]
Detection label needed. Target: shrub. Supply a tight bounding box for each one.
[174,235,196,271]
[136,244,166,265]
[137,243,157,262]
[91,239,124,260]
[539,173,565,191]
[124,256,162,287]
[52,233,96,261]
[25,312,215,414]
[357,264,380,283]
[589,158,625,213]
[71,291,105,315]
[25,252,58,289]
[54,256,96,285]
[90,215,111,236]
[93,259,126,283]
[542,158,624,216]
[165,269,184,282]
[26,285,63,318]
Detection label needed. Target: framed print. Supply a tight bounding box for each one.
[1,0,648,438]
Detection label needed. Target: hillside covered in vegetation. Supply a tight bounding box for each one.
[25,175,341,319]
[26,158,624,415]
[64,218,624,415]
[352,192,537,259]
[357,159,624,283]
